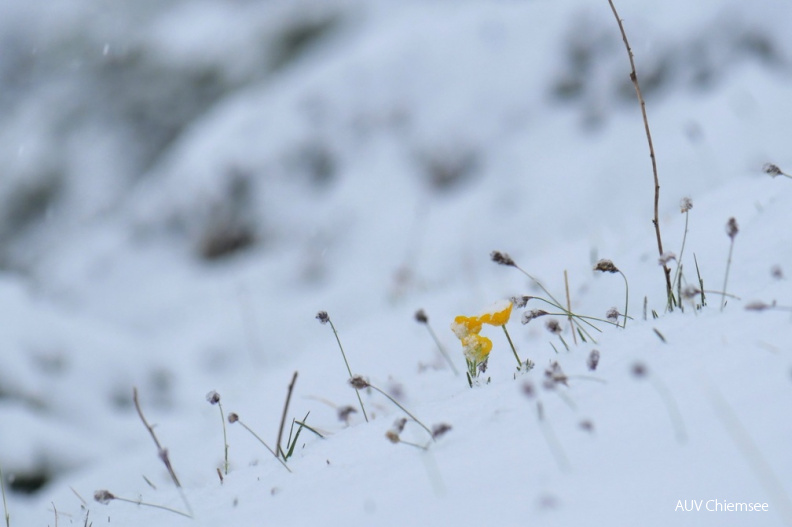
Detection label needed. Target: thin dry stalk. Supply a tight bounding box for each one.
[228,414,292,473]
[276,372,299,460]
[415,310,459,375]
[721,218,739,311]
[564,270,577,345]
[93,490,191,519]
[349,377,434,441]
[606,0,673,307]
[317,312,369,422]
[132,388,192,517]
[1,461,9,527]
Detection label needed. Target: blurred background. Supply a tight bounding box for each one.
[0,0,790,518]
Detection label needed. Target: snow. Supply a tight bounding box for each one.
[1,1,791,526]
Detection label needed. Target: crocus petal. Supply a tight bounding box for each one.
[462,334,492,364]
[479,300,512,326]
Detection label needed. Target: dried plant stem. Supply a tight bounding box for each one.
[526,299,614,327]
[399,439,429,450]
[607,0,673,307]
[564,270,577,345]
[721,238,735,312]
[1,461,9,527]
[358,381,434,440]
[424,323,459,376]
[327,319,368,422]
[671,209,690,300]
[96,491,191,518]
[649,376,686,443]
[517,283,600,342]
[501,326,523,368]
[218,402,229,475]
[276,371,299,460]
[233,418,292,473]
[536,401,570,472]
[694,253,706,307]
[132,388,192,517]
[618,270,629,328]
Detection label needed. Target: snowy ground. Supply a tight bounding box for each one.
[1,1,791,526]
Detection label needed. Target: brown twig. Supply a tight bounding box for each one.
[606,0,673,308]
[276,371,299,460]
[132,387,192,516]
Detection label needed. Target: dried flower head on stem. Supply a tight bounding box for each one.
[94,489,191,518]
[349,376,434,440]
[206,390,230,475]
[415,309,458,375]
[226,412,292,473]
[317,310,368,422]
[763,163,791,179]
[594,259,630,328]
[721,217,739,311]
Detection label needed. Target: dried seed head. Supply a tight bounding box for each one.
[94,490,116,504]
[587,349,600,371]
[545,319,562,334]
[771,265,784,280]
[745,301,773,311]
[726,217,739,240]
[385,430,401,444]
[579,420,594,432]
[414,309,428,324]
[510,295,532,308]
[763,163,783,177]
[681,285,700,299]
[680,197,693,213]
[337,405,357,423]
[490,251,515,267]
[315,311,330,324]
[631,362,647,378]
[349,376,370,390]
[594,259,619,273]
[521,309,549,325]
[431,423,452,439]
[658,252,677,266]
[606,307,620,323]
[393,417,408,433]
[521,380,536,399]
[227,412,239,424]
[206,390,221,405]
[545,361,568,386]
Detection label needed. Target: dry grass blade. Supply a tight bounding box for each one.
[276,371,299,460]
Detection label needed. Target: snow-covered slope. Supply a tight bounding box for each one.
[1,1,790,526]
